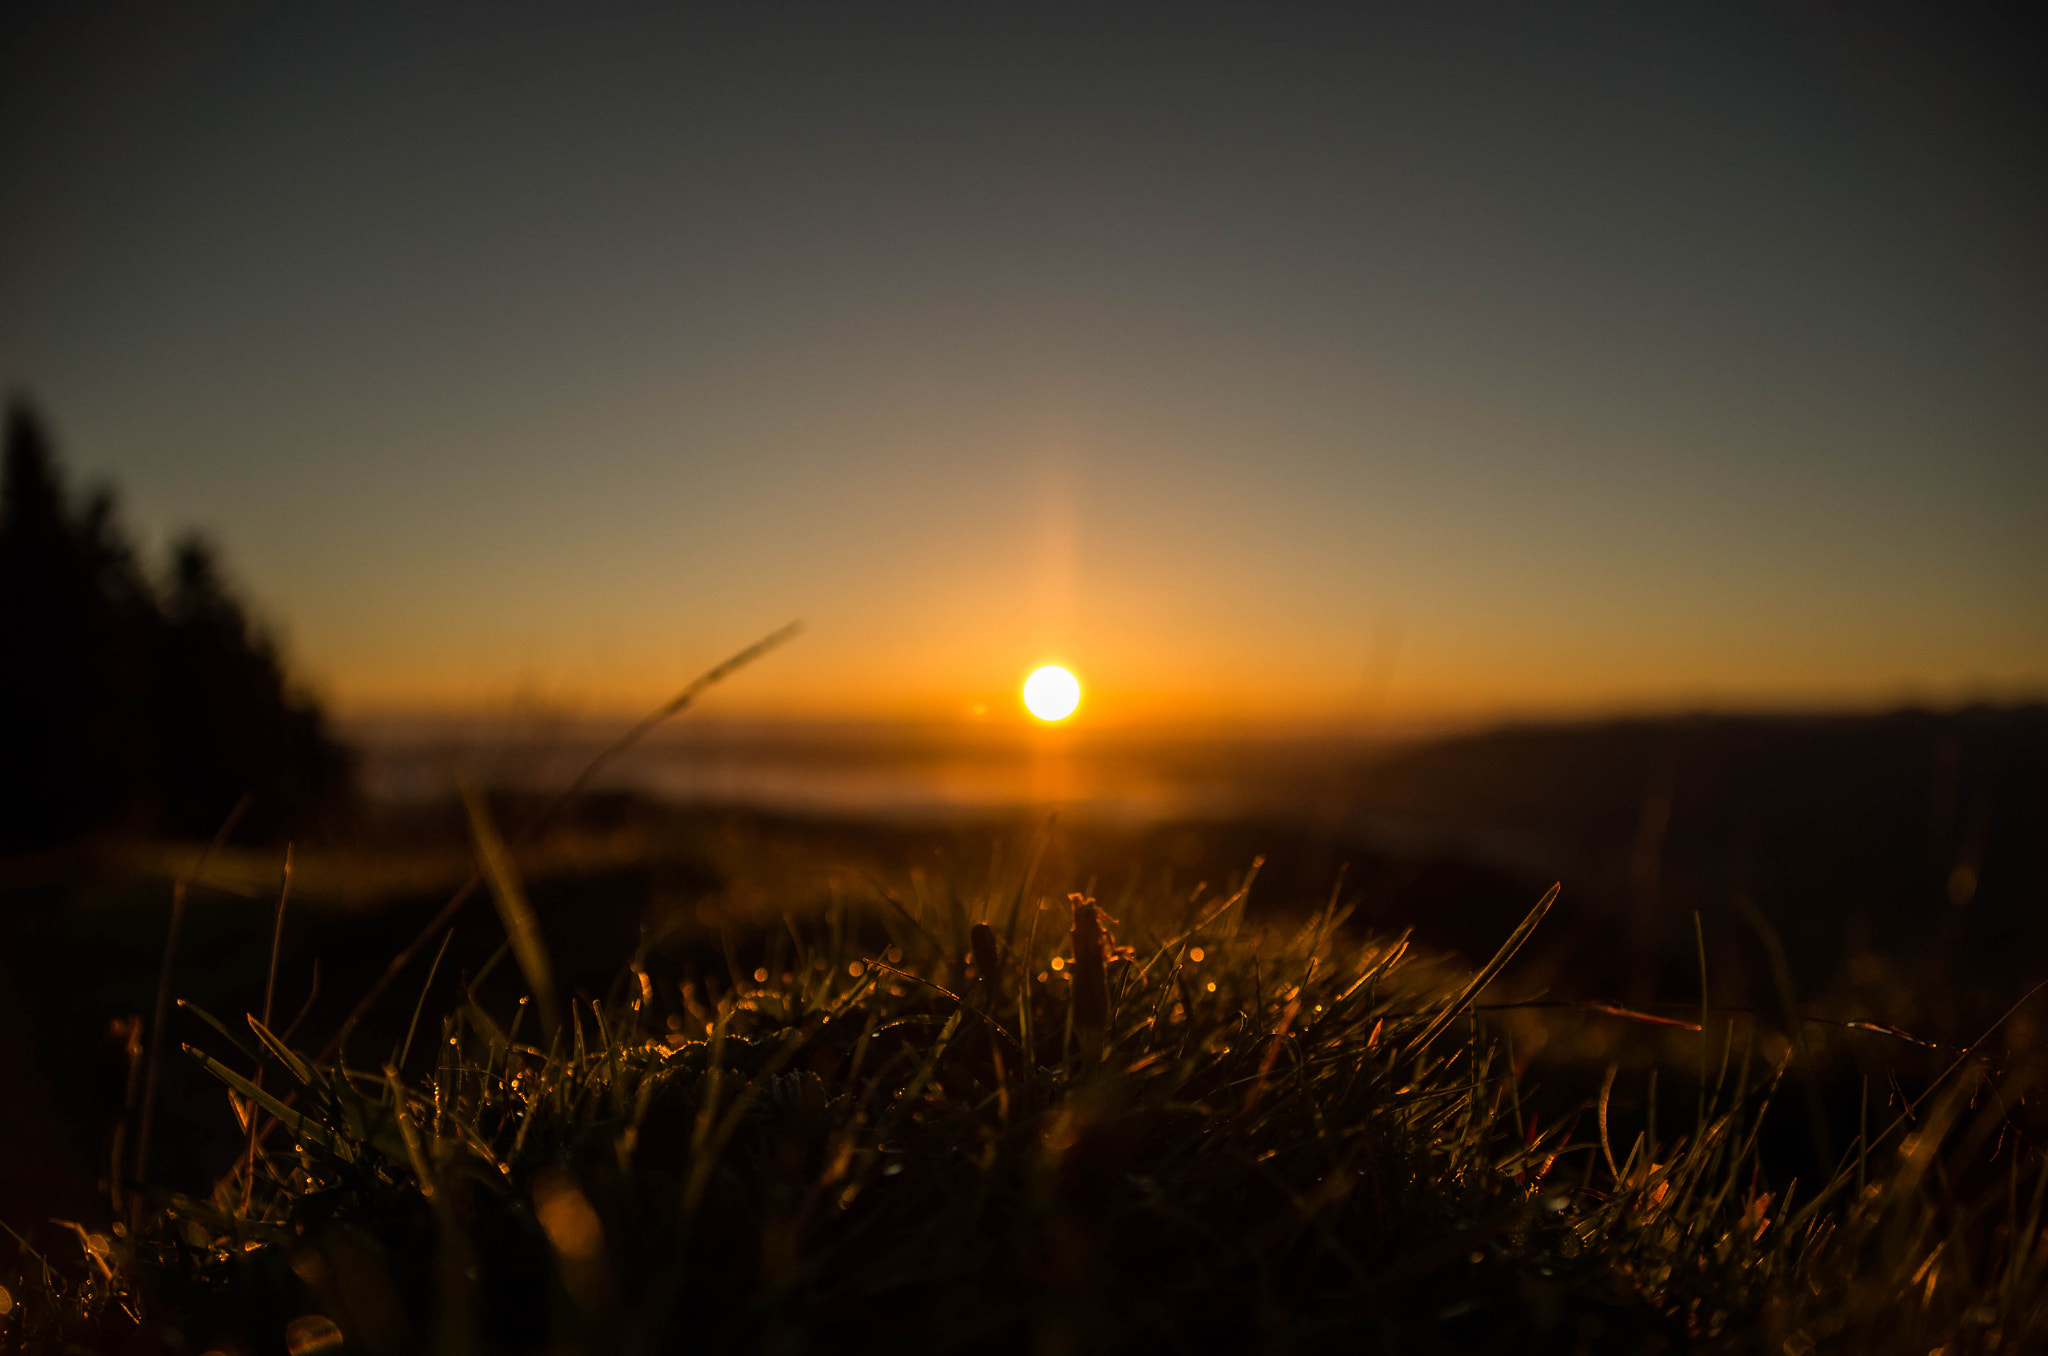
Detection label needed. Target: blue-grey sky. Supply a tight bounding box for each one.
[4,2,2043,726]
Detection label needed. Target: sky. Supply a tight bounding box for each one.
[4,2,2044,731]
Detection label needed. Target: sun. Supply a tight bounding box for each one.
[1022,665,1081,722]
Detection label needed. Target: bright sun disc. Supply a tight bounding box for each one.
[1023,665,1081,722]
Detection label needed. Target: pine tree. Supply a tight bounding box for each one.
[0,403,153,846]
[152,533,353,839]
[0,400,353,849]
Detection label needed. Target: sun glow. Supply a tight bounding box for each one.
[1022,665,1081,722]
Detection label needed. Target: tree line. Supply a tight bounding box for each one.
[0,401,354,850]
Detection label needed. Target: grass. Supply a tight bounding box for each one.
[7,830,2048,1355]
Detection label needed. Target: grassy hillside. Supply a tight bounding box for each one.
[6,830,2044,1354]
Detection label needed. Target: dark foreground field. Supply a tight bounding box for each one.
[3,707,2046,1352]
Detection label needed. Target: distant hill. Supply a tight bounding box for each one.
[1328,706,2048,1034]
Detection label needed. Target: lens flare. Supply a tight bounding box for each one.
[1023,665,1081,722]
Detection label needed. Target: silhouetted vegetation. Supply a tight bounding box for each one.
[10,854,2048,1354]
[0,401,353,848]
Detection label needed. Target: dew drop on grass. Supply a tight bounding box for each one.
[754,968,769,983]
[1188,948,1204,962]
[0,1284,13,1315]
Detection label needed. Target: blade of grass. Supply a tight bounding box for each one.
[1694,909,1709,1139]
[1737,890,1834,1171]
[183,1045,339,1154]
[464,785,560,1044]
[243,847,293,1211]
[398,929,457,1074]
[132,795,249,1219]
[320,623,800,1059]
[1407,883,1560,1059]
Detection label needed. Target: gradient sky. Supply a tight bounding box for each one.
[4,2,2043,728]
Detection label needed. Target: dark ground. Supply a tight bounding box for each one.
[3,704,2045,1234]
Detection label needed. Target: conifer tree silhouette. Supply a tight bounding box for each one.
[0,400,352,849]
[152,533,352,839]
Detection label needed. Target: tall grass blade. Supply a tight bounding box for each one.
[1407,882,1559,1058]
[320,623,799,1058]
[462,785,560,1044]
[132,795,249,1217]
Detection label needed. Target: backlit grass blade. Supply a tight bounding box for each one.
[182,1045,340,1154]
[463,783,560,1044]
[1406,882,1559,1059]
